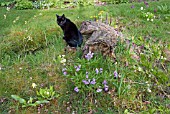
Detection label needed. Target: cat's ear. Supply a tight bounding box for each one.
[61,14,66,20]
[62,14,65,18]
[56,14,59,18]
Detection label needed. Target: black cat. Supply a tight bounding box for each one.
[56,14,83,47]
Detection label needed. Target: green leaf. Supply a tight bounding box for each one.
[36,91,40,96]
[27,104,37,107]
[22,104,27,108]
[34,100,49,105]
[52,91,55,97]
[112,82,118,89]
[55,94,59,98]
[50,86,53,91]
[27,97,33,104]
[11,95,26,104]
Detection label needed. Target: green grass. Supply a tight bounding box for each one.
[0,0,170,113]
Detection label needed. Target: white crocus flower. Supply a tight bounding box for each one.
[46,91,50,95]
[147,88,152,93]
[7,7,10,11]
[61,55,65,58]
[32,83,37,88]
[4,15,6,19]
[60,59,66,64]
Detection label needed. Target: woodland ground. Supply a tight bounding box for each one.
[0,0,170,113]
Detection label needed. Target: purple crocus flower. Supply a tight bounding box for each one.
[85,51,94,61]
[102,80,107,85]
[154,8,157,13]
[114,71,118,78]
[144,1,149,7]
[104,85,109,92]
[95,68,99,74]
[96,88,102,92]
[86,71,89,78]
[131,5,135,9]
[62,68,67,75]
[74,87,79,92]
[82,80,90,85]
[63,71,67,76]
[100,68,103,73]
[75,65,81,72]
[90,78,96,85]
[86,75,88,79]
[132,42,137,48]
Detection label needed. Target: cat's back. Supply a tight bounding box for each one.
[66,18,78,30]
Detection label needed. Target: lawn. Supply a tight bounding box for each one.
[0,0,170,113]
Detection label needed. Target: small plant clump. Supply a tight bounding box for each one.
[11,85,59,108]
[142,10,155,22]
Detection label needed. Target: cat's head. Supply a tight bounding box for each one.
[56,14,66,26]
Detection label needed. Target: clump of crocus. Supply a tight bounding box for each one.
[58,55,66,65]
[102,80,109,92]
[82,72,96,85]
[140,6,156,22]
[82,72,90,85]
[142,12,155,22]
[82,78,96,85]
